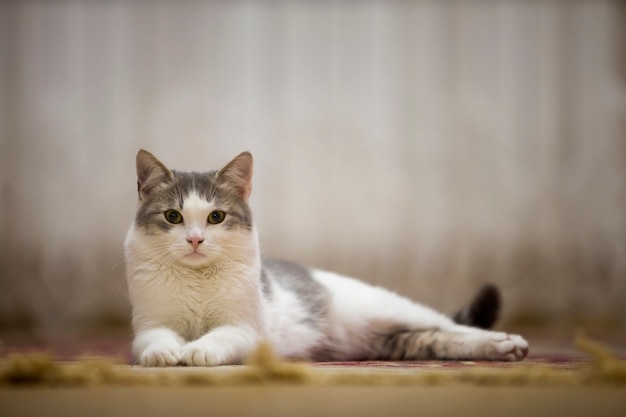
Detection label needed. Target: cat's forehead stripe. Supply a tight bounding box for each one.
[173,171,217,203]
[182,191,213,211]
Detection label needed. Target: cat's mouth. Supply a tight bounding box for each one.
[185,251,206,258]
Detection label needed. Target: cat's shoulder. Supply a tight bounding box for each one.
[261,257,326,294]
[262,257,311,277]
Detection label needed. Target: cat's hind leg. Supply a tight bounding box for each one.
[313,270,528,361]
[374,326,528,361]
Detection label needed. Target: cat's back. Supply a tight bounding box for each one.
[261,258,324,297]
[261,258,331,317]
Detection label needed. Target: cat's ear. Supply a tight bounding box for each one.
[135,149,173,201]
[217,151,253,201]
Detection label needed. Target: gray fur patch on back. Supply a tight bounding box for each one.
[261,258,330,327]
[259,268,273,298]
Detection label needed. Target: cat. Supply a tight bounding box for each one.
[125,149,529,366]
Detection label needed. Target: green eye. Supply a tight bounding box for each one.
[164,209,183,224]
[208,210,226,224]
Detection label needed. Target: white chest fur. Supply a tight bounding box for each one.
[126,255,264,342]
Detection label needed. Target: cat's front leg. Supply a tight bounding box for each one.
[133,328,185,366]
[181,325,259,366]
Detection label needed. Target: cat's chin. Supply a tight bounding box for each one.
[177,252,213,268]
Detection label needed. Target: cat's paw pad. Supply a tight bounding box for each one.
[489,333,529,361]
[181,342,221,366]
[140,344,181,367]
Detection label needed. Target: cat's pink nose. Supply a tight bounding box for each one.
[187,236,204,249]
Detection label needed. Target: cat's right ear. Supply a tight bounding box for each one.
[136,149,173,201]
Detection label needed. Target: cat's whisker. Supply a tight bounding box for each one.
[111,258,128,271]
[251,226,269,237]
[112,274,128,299]
[204,243,255,251]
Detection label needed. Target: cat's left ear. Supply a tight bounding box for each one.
[217,151,253,201]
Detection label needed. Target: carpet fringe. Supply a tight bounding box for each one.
[1,335,625,387]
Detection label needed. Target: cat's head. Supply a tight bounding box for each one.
[128,149,256,269]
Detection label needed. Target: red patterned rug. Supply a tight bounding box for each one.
[1,331,626,390]
[1,331,616,369]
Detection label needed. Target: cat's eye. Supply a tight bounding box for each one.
[164,209,183,224]
[208,210,226,225]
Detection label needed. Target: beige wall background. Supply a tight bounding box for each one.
[1,1,625,336]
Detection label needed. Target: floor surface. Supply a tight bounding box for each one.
[1,328,625,417]
[2,385,626,417]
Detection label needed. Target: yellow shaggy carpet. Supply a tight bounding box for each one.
[1,334,625,417]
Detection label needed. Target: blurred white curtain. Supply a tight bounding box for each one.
[0,1,624,332]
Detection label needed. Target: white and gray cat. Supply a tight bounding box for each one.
[125,150,529,366]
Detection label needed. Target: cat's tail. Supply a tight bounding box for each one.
[452,283,501,329]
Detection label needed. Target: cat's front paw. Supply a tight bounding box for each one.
[487,333,529,361]
[139,344,182,367]
[181,342,221,366]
